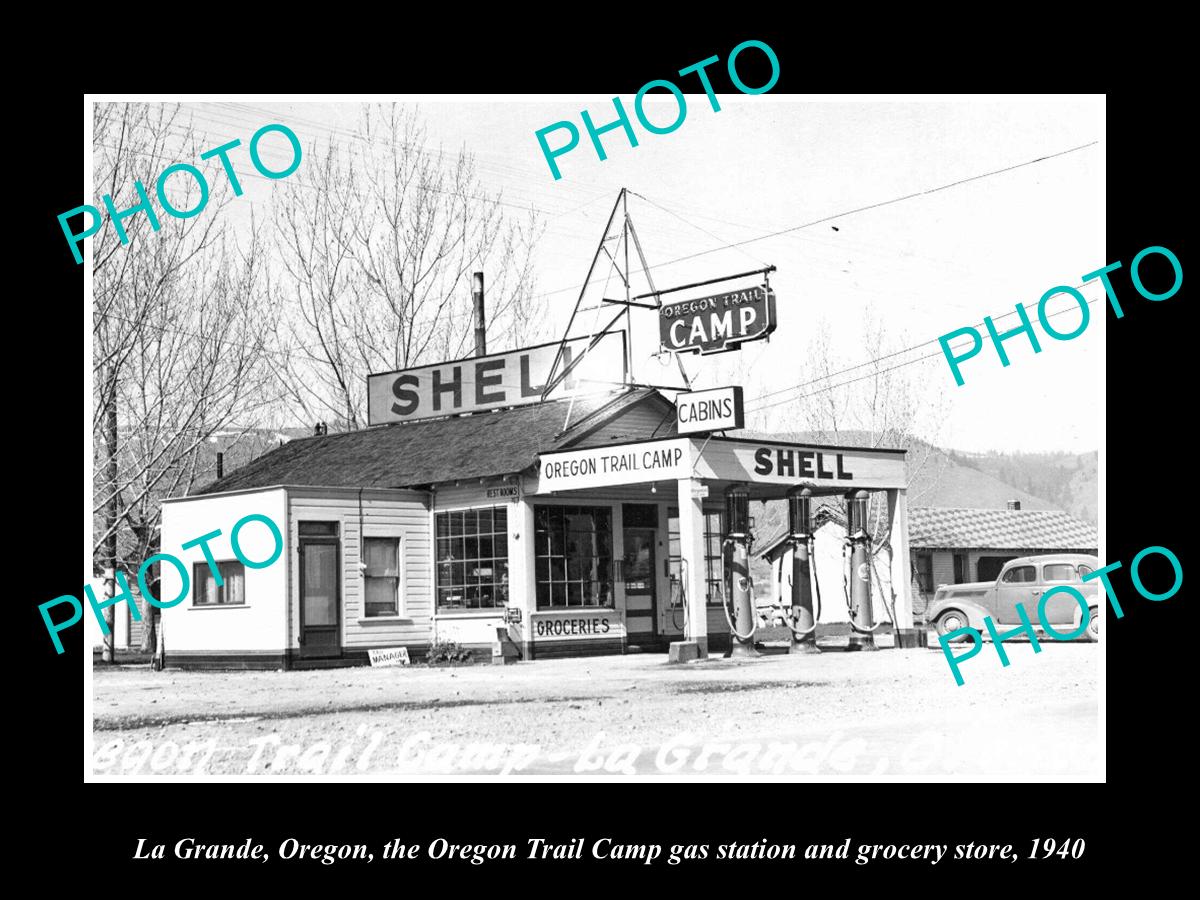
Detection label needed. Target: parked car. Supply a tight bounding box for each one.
[925,554,1100,642]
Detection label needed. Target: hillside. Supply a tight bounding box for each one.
[946,450,1097,525]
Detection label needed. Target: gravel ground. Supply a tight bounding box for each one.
[91,637,1100,779]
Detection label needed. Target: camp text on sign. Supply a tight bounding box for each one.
[659,285,777,355]
[366,332,626,425]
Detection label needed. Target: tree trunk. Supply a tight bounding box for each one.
[152,608,165,671]
[103,368,118,664]
[139,533,159,655]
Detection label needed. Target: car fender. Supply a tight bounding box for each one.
[927,598,990,632]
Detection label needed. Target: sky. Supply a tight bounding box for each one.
[134,96,1104,454]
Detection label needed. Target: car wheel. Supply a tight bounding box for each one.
[935,610,969,640]
[1084,606,1099,642]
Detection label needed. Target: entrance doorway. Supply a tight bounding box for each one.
[299,522,341,659]
[622,504,659,648]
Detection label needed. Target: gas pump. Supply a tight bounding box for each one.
[845,489,881,651]
[784,487,821,653]
[723,485,759,659]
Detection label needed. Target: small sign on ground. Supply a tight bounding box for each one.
[368,647,411,667]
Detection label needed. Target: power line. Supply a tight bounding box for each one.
[166,101,803,237]
[745,276,1103,407]
[528,140,1100,302]
[744,295,1102,414]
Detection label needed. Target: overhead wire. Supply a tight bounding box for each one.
[527,140,1100,302]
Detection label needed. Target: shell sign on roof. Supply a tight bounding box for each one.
[366,332,626,425]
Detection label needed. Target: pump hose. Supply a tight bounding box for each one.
[783,535,820,639]
[722,536,757,643]
[868,549,898,627]
[671,558,689,632]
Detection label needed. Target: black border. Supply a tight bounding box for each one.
[31,18,1195,883]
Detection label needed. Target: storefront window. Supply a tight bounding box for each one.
[667,509,725,606]
[435,507,509,611]
[535,505,613,609]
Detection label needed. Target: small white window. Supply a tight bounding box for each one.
[363,537,401,617]
[193,561,246,606]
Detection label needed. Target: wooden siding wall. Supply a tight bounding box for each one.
[569,399,675,447]
[288,488,431,651]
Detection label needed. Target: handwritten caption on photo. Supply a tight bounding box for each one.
[93,723,1094,778]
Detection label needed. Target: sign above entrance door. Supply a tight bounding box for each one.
[659,285,776,355]
[366,331,627,425]
[537,438,693,493]
[675,386,744,435]
[692,437,908,490]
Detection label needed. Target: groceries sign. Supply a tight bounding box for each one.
[367,332,627,425]
[659,285,777,355]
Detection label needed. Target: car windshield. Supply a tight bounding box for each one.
[1001,565,1036,583]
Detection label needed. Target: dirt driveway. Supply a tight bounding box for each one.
[91,640,1100,778]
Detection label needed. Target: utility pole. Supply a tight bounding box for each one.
[103,364,118,664]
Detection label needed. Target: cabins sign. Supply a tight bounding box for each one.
[659,285,776,355]
[675,386,744,435]
[367,332,627,425]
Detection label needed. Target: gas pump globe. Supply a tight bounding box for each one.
[787,487,812,540]
[725,485,751,538]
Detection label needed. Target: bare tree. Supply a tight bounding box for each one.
[92,103,275,665]
[271,103,544,430]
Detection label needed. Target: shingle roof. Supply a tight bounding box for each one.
[907,506,1097,550]
[758,505,1097,557]
[199,389,667,494]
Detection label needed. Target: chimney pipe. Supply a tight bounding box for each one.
[1007,500,1021,511]
[216,451,224,479]
[473,271,486,357]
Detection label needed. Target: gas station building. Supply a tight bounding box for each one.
[159,386,915,668]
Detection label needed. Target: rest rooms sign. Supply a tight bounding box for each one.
[659,285,777,355]
[536,438,692,493]
[675,386,744,435]
[366,331,626,425]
